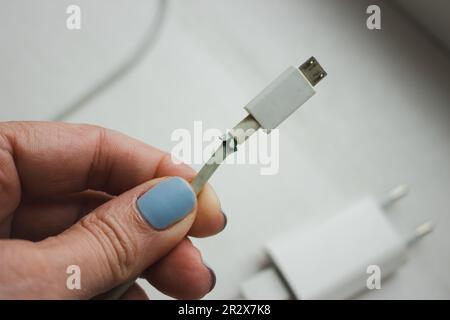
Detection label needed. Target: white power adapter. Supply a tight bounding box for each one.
[241,187,433,300]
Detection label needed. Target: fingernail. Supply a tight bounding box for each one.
[221,210,227,231]
[137,177,196,230]
[203,262,216,293]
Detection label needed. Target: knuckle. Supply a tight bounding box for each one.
[79,211,138,281]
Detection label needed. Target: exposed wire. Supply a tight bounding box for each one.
[191,114,261,194]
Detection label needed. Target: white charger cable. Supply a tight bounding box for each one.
[191,56,327,194]
[101,56,327,299]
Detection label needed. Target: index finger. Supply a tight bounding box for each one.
[1,121,177,196]
[0,121,226,237]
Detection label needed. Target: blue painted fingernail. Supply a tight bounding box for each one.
[137,177,196,230]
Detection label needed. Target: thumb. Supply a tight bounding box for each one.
[1,177,197,299]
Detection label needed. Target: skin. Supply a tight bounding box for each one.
[0,121,226,299]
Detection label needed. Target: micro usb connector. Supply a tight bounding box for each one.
[191,56,327,194]
[244,56,327,130]
[299,56,327,86]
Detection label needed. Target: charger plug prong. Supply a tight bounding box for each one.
[381,184,409,210]
[406,221,434,247]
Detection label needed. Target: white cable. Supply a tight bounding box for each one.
[100,56,327,299]
[191,57,327,194]
[191,114,260,194]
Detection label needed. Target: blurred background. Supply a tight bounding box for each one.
[1,0,449,299]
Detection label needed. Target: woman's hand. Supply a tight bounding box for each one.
[0,122,226,299]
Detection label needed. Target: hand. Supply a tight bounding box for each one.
[0,122,226,299]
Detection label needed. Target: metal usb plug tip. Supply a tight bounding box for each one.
[299,56,327,86]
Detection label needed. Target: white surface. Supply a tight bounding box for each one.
[1,0,450,299]
[267,197,407,299]
[0,0,158,120]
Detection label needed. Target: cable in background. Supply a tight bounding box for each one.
[52,0,168,121]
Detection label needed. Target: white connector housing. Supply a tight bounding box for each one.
[244,66,315,129]
[241,197,408,300]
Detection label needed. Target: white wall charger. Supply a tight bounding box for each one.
[241,188,433,300]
